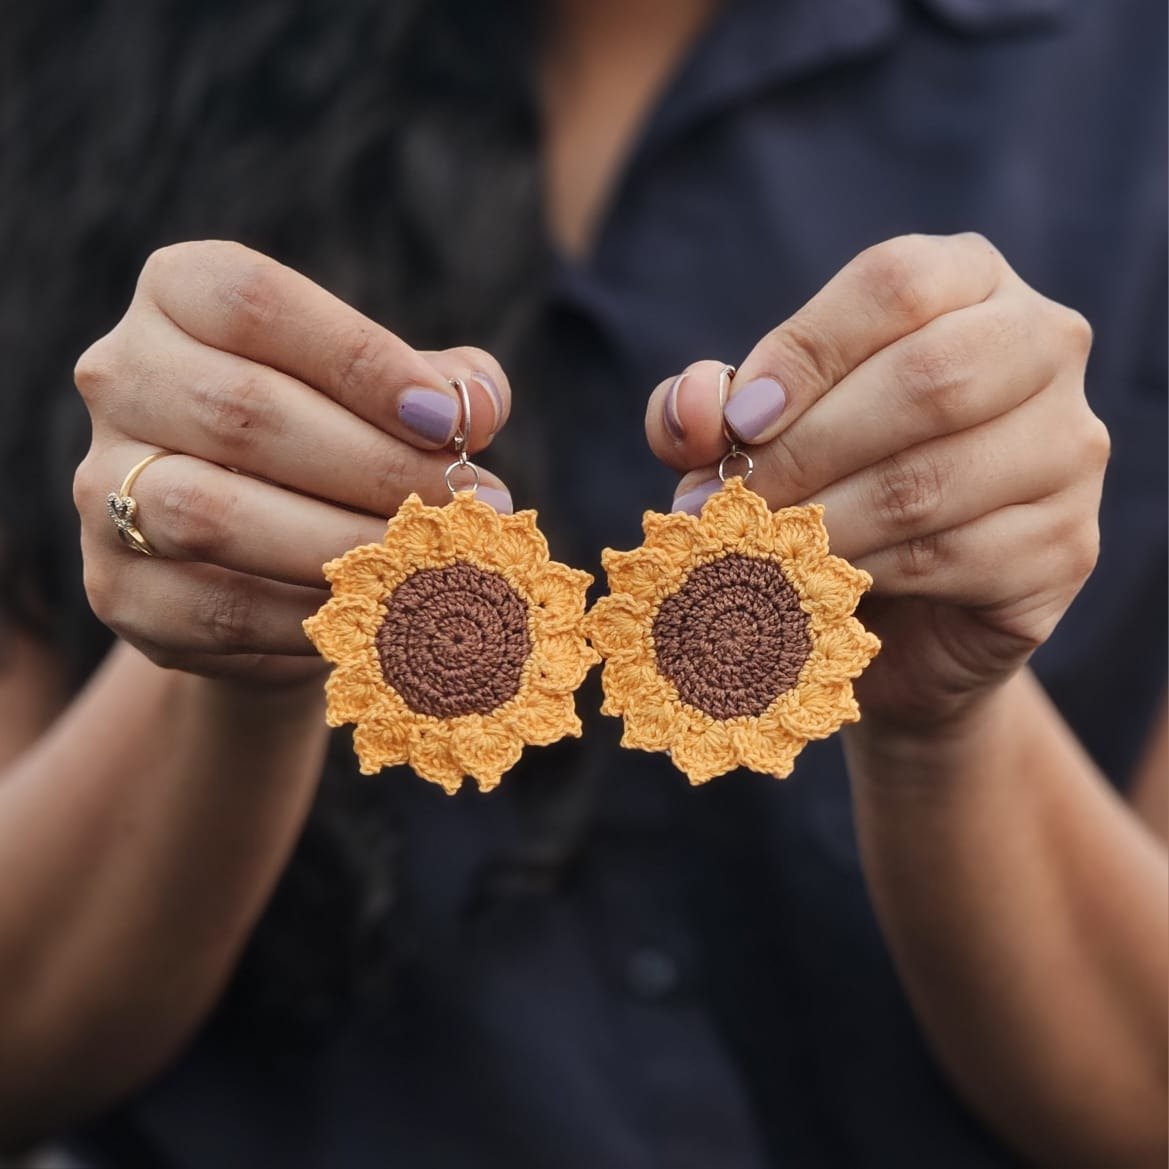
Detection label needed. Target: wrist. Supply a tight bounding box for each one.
[843,673,1026,796]
[195,671,325,723]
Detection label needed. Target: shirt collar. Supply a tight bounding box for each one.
[637,0,1066,159]
[919,0,1066,30]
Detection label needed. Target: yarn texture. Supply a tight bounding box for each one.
[585,478,880,783]
[303,492,598,794]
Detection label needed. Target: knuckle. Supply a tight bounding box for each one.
[954,230,999,259]
[893,532,944,581]
[201,581,255,652]
[140,641,186,672]
[776,313,848,393]
[364,437,415,513]
[982,299,1029,349]
[334,327,379,401]
[760,428,816,497]
[1047,505,1099,585]
[895,335,969,425]
[71,455,103,516]
[140,240,236,295]
[1054,304,1094,358]
[191,371,278,452]
[1067,526,1101,584]
[448,345,497,374]
[73,334,120,403]
[219,258,282,346]
[1081,414,1111,471]
[81,561,117,625]
[873,451,947,535]
[1071,526,1101,583]
[159,479,230,561]
[856,236,931,325]
[138,243,186,289]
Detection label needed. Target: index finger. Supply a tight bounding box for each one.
[720,233,1008,447]
[136,240,495,450]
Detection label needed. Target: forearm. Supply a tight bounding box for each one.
[0,640,328,1143]
[845,669,1168,1168]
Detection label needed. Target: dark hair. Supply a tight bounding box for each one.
[1,0,556,1034]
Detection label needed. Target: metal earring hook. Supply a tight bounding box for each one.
[717,363,754,483]
[444,376,482,495]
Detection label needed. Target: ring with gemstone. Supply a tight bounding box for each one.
[106,450,173,556]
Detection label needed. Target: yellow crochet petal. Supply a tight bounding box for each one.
[770,503,831,562]
[600,545,676,604]
[323,654,387,726]
[302,594,382,664]
[392,493,427,519]
[786,554,873,622]
[351,708,412,775]
[598,657,673,718]
[670,716,737,784]
[407,723,464,795]
[480,510,550,580]
[802,618,882,684]
[526,561,594,634]
[450,717,526,793]
[641,510,721,570]
[528,630,600,694]
[505,689,582,746]
[771,683,860,740]
[322,545,411,600]
[620,694,683,753]
[695,478,773,553]
[731,719,801,779]
[583,592,653,659]
[443,491,502,556]
[381,499,456,565]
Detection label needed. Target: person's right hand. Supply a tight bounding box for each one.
[73,241,514,686]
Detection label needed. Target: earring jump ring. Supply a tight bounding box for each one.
[444,459,482,495]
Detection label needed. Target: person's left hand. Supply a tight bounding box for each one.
[645,233,1108,732]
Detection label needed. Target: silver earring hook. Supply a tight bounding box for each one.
[443,376,482,495]
[717,363,754,483]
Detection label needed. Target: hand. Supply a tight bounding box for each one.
[646,233,1108,730]
[73,241,514,686]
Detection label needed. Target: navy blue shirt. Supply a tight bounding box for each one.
[72,0,1166,1166]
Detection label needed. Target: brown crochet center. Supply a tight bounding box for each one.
[376,562,531,718]
[652,554,812,720]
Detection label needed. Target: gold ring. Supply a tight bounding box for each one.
[106,450,173,556]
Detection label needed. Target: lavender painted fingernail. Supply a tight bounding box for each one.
[672,479,721,516]
[476,485,514,515]
[472,372,506,435]
[724,376,787,443]
[398,386,460,445]
[664,372,687,442]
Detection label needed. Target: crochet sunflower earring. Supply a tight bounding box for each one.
[303,378,598,794]
[585,365,881,784]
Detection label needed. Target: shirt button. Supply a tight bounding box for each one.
[624,946,681,1001]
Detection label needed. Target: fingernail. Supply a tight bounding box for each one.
[672,479,721,516]
[471,372,505,435]
[723,376,787,443]
[664,372,687,442]
[476,485,513,514]
[398,387,459,445]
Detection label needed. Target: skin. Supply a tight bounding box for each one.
[0,242,518,1148]
[1,1,1165,1163]
[643,234,1168,1166]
